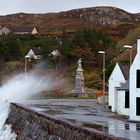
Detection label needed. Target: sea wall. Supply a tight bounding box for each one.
[5,103,126,140]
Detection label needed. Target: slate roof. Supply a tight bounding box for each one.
[31,47,41,55]
[10,26,36,33]
[117,80,129,91]
[118,63,130,80]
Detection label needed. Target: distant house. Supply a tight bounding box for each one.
[0,26,38,35]
[0,26,11,35]
[11,26,38,35]
[25,47,42,59]
[25,47,42,71]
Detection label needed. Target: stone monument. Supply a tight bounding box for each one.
[74,58,85,95]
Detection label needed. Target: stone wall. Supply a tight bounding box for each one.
[5,103,126,140]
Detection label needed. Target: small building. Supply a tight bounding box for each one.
[0,26,38,35]
[0,26,11,35]
[26,47,42,60]
[108,62,129,112]
[108,64,130,116]
[25,47,42,71]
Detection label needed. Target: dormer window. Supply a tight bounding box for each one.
[136,70,140,88]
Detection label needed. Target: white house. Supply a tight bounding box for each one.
[11,26,38,35]
[25,48,42,60]
[31,27,38,35]
[0,26,38,35]
[109,39,140,121]
[0,26,11,35]
[129,39,140,121]
[108,63,127,112]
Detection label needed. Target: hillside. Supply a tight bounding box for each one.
[0,6,140,39]
[0,6,140,88]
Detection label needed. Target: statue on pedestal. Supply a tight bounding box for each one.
[74,58,85,95]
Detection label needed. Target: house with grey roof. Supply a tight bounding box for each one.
[10,26,38,35]
[25,47,42,60]
[109,39,140,121]
[108,62,130,113]
[0,26,38,35]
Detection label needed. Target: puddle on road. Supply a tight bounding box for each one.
[136,124,140,131]
[83,122,140,140]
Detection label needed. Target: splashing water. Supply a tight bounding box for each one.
[0,101,17,139]
[0,71,55,139]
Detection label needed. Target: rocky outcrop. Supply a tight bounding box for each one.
[61,7,140,24]
[5,103,126,140]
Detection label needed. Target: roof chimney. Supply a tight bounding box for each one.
[137,39,140,55]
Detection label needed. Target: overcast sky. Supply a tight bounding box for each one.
[0,0,140,15]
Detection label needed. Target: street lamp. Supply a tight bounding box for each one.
[98,51,106,107]
[24,55,31,78]
[123,45,132,66]
[49,49,61,71]
[50,49,61,59]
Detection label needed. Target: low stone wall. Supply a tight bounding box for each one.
[5,103,126,140]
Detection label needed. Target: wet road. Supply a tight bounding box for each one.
[19,99,140,140]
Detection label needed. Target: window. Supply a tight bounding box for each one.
[125,91,129,108]
[108,106,112,109]
[136,98,140,116]
[137,70,140,88]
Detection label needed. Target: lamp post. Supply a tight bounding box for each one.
[24,55,31,78]
[123,45,132,66]
[98,51,106,107]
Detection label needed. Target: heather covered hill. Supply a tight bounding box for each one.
[0,6,140,38]
[0,6,140,88]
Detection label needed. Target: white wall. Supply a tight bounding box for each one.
[130,39,140,121]
[15,32,29,34]
[117,90,129,116]
[32,27,38,34]
[108,63,125,112]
